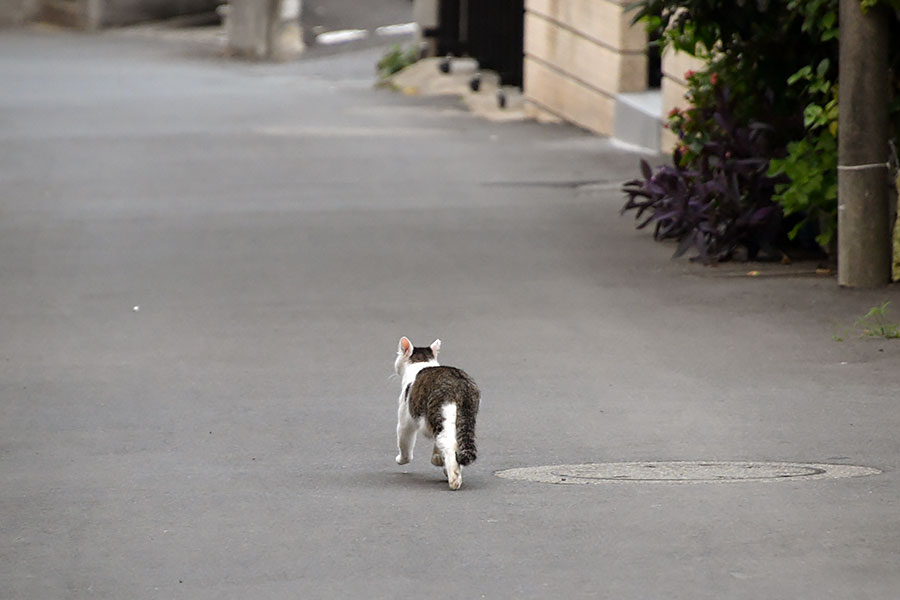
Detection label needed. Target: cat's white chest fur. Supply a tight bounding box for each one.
[398,361,437,437]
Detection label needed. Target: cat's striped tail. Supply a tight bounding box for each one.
[456,404,477,466]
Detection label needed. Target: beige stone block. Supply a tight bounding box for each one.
[523,57,615,136]
[525,13,647,95]
[661,47,706,85]
[619,54,649,93]
[526,0,646,52]
[524,101,564,124]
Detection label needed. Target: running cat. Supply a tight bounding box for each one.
[393,337,480,490]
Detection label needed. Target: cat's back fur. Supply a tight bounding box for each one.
[407,366,479,465]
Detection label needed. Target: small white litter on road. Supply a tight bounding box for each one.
[375,23,418,37]
[316,29,369,46]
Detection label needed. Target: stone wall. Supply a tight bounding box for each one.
[99,0,219,27]
[522,0,647,136]
[0,0,40,26]
[37,0,218,29]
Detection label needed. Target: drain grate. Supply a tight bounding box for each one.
[495,461,881,484]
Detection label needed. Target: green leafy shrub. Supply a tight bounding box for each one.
[377,44,420,80]
[627,0,841,258]
[856,301,900,339]
[768,59,839,250]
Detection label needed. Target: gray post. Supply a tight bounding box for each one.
[268,0,304,61]
[837,0,891,287]
[84,0,103,31]
[226,0,303,61]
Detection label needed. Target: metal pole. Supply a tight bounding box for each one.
[837,0,891,287]
[85,0,103,30]
[268,0,303,61]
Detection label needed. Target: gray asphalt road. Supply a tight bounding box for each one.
[2,30,900,600]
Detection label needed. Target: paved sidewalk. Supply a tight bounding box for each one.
[1,30,899,600]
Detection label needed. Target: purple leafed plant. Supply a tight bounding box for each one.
[622,88,789,263]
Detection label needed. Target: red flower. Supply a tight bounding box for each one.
[668,107,681,118]
[684,69,695,79]
[710,72,719,85]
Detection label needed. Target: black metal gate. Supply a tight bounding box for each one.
[433,0,525,88]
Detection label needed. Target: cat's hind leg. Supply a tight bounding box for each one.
[436,403,462,490]
[441,450,461,490]
[430,444,444,467]
[395,406,417,465]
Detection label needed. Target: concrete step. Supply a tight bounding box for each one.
[614,90,662,153]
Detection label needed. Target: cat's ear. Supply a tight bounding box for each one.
[398,336,413,358]
[430,339,441,357]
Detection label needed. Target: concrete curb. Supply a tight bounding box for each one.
[385,57,528,123]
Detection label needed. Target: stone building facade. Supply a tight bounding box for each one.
[521,0,703,152]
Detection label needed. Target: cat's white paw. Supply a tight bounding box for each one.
[395,453,410,465]
[448,470,462,490]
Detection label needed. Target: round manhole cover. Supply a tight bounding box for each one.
[495,461,881,484]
